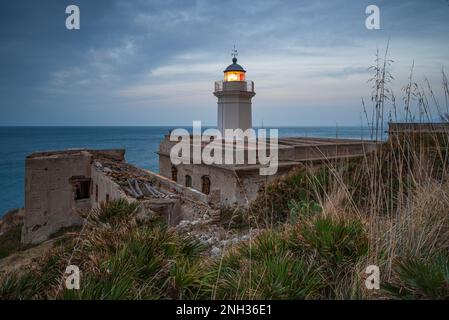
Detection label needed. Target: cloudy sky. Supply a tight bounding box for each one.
[0,0,448,126]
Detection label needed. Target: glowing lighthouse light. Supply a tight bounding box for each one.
[224,66,246,82]
[224,47,246,82]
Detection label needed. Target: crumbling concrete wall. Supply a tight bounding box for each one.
[138,198,183,226]
[22,149,126,245]
[91,163,129,206]
[22,151,92,244]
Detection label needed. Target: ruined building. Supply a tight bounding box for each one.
[23,149,213,244]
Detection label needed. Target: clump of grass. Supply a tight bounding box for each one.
[88,199,140,225]
[384,254,449,299]
[219,206,251,230]
[0,272,40,299]
[49,225,82,238]
[249,165,337,226]
[288,198,321,223]
[0,243,68,299]
[206,230,324,299]
[0,224,22,259]
[299,215,368,266]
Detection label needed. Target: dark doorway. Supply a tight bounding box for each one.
[71,178,91,201]
[171,166,178,182]
[201,176,211,195]
[185,175,192,188]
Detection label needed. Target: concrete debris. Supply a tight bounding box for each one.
[135,208,155,224]
[211,246,221,257]
[103,167,112,174]
[93,156,178,201]
[175,214,261,257]
[133,179,144,197]
[144,183,167,198]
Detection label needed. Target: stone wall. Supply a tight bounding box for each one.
[23,151,92,244]
[22,149,126,245]
[388,122,449,135]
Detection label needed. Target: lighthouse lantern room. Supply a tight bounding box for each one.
[224,57,246,82]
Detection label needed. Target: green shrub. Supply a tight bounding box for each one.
[300,216,369,266]
[288,199,321,223]
[0,224,23,259]
[384,254,449,299]
[0,272,40,300]
[89,199,139,225]
[207,233,324,300]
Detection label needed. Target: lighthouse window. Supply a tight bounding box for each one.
[201,176,211,195]
[224,71,245,82]
[185,175,192,188]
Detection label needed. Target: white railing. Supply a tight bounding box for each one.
[246,80,254,92]
[214,81,223,92]
[214,80,254,93]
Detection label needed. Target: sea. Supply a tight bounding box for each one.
[0,126,373,216]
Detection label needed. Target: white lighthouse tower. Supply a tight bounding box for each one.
[214,50,255,134]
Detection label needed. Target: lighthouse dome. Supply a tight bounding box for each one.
[224,57,246,73]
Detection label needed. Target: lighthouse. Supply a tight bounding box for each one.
[214,50,255,134]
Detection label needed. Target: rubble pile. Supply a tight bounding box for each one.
[94,158,176,200]
[176,217,261,257]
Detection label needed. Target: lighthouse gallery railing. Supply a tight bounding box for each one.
[214,80,254,93]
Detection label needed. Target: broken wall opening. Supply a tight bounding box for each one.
[70,177,91,201]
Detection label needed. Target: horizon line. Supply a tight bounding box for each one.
[0,124,378,128]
